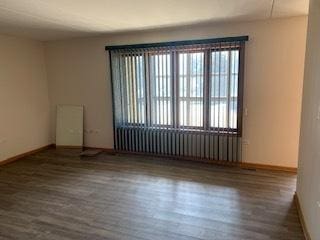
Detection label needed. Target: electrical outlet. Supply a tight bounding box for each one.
[244,108,248,116]
[242,140,250,145]
[317,201,320,208]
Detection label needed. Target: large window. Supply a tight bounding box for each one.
[110,39,245,135]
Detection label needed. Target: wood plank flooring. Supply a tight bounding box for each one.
[0,149,304,240]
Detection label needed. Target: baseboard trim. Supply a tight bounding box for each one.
[240,162,297,173]
[55,145,83,149]
[294,193,311,240]
[0,144,55,166]
[0,145,297,173]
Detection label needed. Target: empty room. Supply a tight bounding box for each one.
[0,0,319,239]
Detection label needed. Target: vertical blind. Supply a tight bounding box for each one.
[107,36,247,162]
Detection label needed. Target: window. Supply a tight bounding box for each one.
[110,38,245,135]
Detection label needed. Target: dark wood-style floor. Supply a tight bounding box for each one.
[0,149,304,240]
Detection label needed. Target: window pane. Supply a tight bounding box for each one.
[230,50,239,97]
[189,100,203,126]
[230,99,238,129]
[210,50,239,129]
[210,100,226,128]
[124,55,145,124]
[179,100,187,126]
[178,52,204,127]
[212,51,229,97]
[150,54,172,125]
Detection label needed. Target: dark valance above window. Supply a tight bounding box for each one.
[106,36,248,162]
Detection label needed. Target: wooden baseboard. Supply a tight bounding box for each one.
[0,144,55,166]
[48,146,298,174]
[55,145,83,149]
[0,144,298,173]
[240,162,297,173]
[294,193,311,240]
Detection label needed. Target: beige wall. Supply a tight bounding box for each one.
[297,0,320,238]
[0,34,51,162]
[45,16,307,167]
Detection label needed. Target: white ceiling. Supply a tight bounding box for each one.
[0,0,309,41]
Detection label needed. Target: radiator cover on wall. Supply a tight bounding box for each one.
[115,127,241,162]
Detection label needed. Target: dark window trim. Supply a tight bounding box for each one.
[105,36,248,51]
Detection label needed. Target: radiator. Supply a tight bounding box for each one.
[115,126,241,162]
